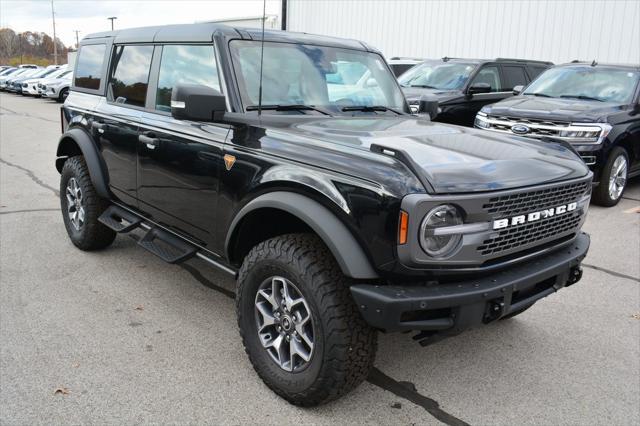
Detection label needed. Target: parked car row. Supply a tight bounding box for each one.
[0,64,73,102]
[395,57,640,206]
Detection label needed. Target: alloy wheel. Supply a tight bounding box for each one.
[66,177,85,231]
[254,276,315,372]
[608,155,627,201]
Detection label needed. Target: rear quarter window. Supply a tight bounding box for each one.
[74,44,106,90]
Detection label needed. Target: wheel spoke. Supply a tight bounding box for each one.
[254,276,314,372]
[78,207,85,223]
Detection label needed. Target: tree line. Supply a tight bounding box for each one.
[0,28,71,66]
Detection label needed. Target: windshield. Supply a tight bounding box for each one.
[523,66,640,104]
[229,40,406,114]
[398,62,476,90]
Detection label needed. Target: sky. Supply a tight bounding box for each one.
[0,0,282,47]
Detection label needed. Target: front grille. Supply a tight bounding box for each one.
[478,213,582,256]
[477,180,590,257]
[482,180,590,217]
[486,115,569,138]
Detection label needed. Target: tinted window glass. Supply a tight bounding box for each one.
[528,65,549,80]
[502,65,528,90]
[470,65,501,92]
[155,45,220,112]
[390,63,414,77]
[109,45,154,107]
[75,44,106,90]
[398,61,476,90]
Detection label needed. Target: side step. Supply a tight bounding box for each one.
[99,205,142,233]
[137,227,197,264]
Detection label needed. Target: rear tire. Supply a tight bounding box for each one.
[236,234,377,406]
[60,156,116,250]
[592,147,629,207]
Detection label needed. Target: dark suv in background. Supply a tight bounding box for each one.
[401,57,552,126]
[475,62,640,206]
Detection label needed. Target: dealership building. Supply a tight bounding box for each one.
[278,0,640,65]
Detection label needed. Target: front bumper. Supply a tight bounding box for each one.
[351,232,589,341]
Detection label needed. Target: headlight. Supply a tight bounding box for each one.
[419,204,463,257]
[559,123,611,144]
[474,113,490,128]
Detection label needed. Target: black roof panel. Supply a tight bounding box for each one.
[83,23,370,51]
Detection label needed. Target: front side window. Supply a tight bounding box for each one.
[229,40,406,113]
[523,66,640,104]
[398,62,475,90]
[155,45,221,112]
[470,66,502,92]
[109,45,154,107]
[75,44,106,90]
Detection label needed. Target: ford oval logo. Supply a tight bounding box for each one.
[512,124,530,134]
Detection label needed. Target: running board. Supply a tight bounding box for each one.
[98,205,142,233]
[137,227,197,264]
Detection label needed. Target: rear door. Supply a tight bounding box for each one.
[136,44,229,250]
[94,44,155,206]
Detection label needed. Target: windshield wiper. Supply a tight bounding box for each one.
[559,94,605,102]
[341,105,404,115]
[245,104,331,115]
[409,84,438,89]
[527,92,553,98]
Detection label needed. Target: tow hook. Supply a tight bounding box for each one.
[484,299,505,323]
[567,266,583,286]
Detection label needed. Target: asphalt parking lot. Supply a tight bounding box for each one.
[1,92,639,425]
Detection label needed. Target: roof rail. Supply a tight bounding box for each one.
[495,57,552,64]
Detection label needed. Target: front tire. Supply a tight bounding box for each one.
[57,88,69,103]
[60,156,116,250]
[592,147,629,207]
[236,234,377,406]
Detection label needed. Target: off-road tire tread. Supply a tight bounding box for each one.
[592,146,628,207]
[60,156,116,250]
[236,233,377,406]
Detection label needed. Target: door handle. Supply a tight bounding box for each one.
[91,121,106,133]
[139,134,159,150]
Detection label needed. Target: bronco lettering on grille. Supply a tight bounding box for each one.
[493,202,578,230]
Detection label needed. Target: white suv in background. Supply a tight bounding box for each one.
[41,70,73,102]
[21,65,66,96]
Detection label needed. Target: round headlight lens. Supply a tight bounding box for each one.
[420,204,463,257]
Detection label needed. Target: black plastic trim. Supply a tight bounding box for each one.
[225,191,379,279]
[351,232,589,332]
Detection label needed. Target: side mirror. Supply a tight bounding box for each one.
[418,95,439,119]
[365,78,378,88]
[467,82,491,96]
[512,85,524,95]
[171,84,226,122]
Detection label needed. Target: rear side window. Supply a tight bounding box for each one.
[502,65,528,90]
[75,44,106,90]
[109,45,154,107]
[155,45,220,111]
[528,65,549,81]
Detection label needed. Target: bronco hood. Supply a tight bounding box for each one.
[285,116,589,194]
[482,95,626,122]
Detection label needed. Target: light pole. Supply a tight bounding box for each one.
[51,0,58,64]
[107,16,117,31]
[73,30,80,49]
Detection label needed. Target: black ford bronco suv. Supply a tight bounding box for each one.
[400,57,552,126]
[57,24,591,406]
[475,62,640,206]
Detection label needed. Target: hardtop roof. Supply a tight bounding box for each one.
[83,23,372,51]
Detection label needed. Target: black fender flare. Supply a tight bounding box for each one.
[225,191,379,279]
[55,127,110,199]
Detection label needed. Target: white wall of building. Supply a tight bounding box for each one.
[287,0,640,64]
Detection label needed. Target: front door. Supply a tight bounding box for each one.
[462,65,512,126]
[136,44,228,250]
